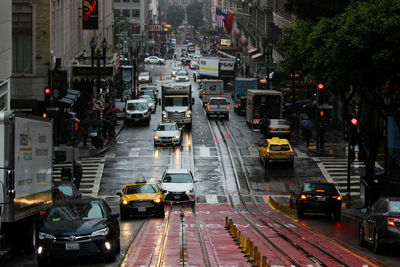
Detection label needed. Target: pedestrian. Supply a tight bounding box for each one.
[303,127,311,148]
[73,161,83,189]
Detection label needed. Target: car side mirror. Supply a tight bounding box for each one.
[110,212,120,218]
[361,208,368,214]
[123,108,126,112]
[116,192,122,196]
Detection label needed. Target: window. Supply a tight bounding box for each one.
[132,0,139,2]
[12,13,32,73]
[132,9,140,17]
[122,9,130,17]
[114,0,121,2]
[123,0,130,2]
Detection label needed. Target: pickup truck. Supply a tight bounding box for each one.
[205,97,230,120]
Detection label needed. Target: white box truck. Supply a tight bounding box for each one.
[199,79,224,106]
[199,57,219,79]
[0,111,53,256]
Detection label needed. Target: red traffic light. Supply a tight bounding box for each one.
[350,118,358,126]
[318,83,324,90]
[213,41,217,45]
[45,88,51,95]
[320,110,324,117]
[161,41,164,44]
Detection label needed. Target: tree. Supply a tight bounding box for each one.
[284,0,350,22]
[277,0,400,192]
[166,5,185,29]
[186,1,204,30]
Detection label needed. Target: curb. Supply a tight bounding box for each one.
[90,121,125,157]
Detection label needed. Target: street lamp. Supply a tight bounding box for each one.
[101,38,107,67]
[90,38,97,67]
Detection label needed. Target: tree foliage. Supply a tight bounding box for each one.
[166,5,185,29]
[186,1,204,30]
[284,0,350,22]
[277,0,400,182]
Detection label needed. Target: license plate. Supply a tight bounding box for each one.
[134,119,139,122]
[138,207,146,212]
[65,242,80,251]
[317,197,326,201]
[174,195,180,200]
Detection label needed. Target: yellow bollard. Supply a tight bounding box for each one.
[225,216,229,229]
[237,230,242,245]
[252,246,259,267]
[248,241,254,262]
[262,256,267,267]
[240,234,246,252]
[245,238,251,257]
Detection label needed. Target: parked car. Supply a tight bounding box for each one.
[359,197,400,253]
[159,169,196,204]
[205,97,230,119]
[175,70,190,82]
[233,97,247,115]
[124,99,151,126]
[289,182,342,220]
[259,137,294,167]
[138,72,152,84]
[144,56,165,64]
[37,198,120,265]
[53,181,82,201]
[171,67,181,77]
[117,181,165,219]
[260,119,292,139]
[139,95,156,113]
[153,122,182,146]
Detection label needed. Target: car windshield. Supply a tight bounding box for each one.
[58,185,74,197]
[165,96,189,106]
[177,71,187,76]
[389,201,400,212]
[127,102,147,111]
[269,144,290,151]
[139,73,149,77]
[139,90,154,98]
[163,173,192,183]
[46,202,105,222]
[157,124,178,131]
[125,184,159,194]
[303,183,338,194]
[209,99,228,105]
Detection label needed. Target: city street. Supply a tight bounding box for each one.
[4,46,399,266]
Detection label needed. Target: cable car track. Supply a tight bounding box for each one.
[208,118,358,266]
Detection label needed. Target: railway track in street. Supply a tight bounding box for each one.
[207,118,382,266]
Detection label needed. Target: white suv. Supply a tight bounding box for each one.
[159,169,196,204]
[124,99,151,126]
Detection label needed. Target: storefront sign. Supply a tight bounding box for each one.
[220,39,232,46]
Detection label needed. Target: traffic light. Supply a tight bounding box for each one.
[320,110,324,117]
[44,88,51,104]
[205,35,209,39]
[318,83,324,90]
[213,41,217,45]
[236,54,241,64]
[161,40,164,45]
[349,116,359,146]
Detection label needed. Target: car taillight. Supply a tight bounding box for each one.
[238,104,241,107]
[290,147,293,153]
[227,105,230,110]
[284,128,290,131]
[300,195,307,200]
[207,106,210,110]
[332,196,342,201]
[253,119,260,124]
[269,128,276,131]
[266,147,270,153]
[387,217,400,227]
[221,93,223,96]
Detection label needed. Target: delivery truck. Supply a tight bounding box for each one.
[199,79,224,106]
[0,111,53,257]
[232,78,258,114]
[246,90,283,128]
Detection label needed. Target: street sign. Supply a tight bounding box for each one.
[259,62,277,68]
[147,24,163,33]
[92,99,105,110]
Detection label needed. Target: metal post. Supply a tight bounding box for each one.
[347,126,352,208]
[316,86,319,150]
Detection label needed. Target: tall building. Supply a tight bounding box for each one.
[0,1,12,111]
[9,0,113,114]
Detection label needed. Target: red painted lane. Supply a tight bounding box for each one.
[161,208,181,267]
[256,199,384,266]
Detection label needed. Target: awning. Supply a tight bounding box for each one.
[58,88,80,107]
[251,52,264,60]
[247,44,259,55]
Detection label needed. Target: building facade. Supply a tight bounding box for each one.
[9,0,113,113]
[0,1,12,111]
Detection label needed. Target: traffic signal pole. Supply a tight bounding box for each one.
[347,124,352,208]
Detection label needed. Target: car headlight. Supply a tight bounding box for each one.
[154,198,162,203]
[175,135,180,139]
[162,113,168,119]
[154,136,159,139]
[91,227,109,237]
[185,189,194,194]
[38,232,56,240]
[122,200,129,205]
[186,113,191,118]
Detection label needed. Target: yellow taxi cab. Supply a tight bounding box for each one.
[259,137,294,168]
[117,181,165,219]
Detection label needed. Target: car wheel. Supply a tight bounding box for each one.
[289,159,294,168]
[358,224,366,247]
[373,230,382,253]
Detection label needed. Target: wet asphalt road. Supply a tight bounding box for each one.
[4,49,399,266]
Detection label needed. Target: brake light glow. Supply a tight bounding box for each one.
[316,189,325,192]
[266,147,270,153]
[332,196,342,201]
[253,120,260,124]
[270,128,276,131]
[300,195,307,200]
[207,106,210,110]
[290,147,293,152]
[227,105,230,110]
[387,217,400,227]
[284,128,290,131]
[221,94,223,96]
